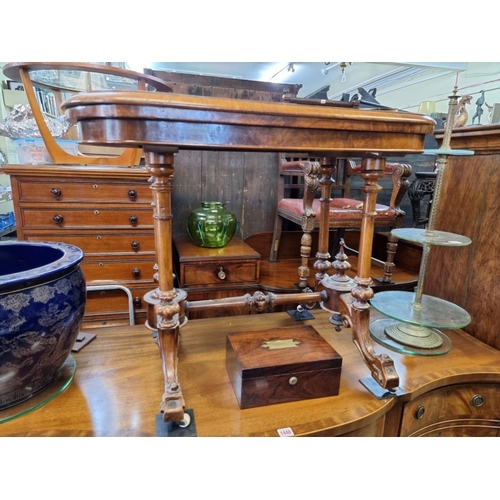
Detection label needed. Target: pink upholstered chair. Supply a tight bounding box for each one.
[269,154,412,288]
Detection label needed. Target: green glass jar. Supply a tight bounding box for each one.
[186,201,238,248]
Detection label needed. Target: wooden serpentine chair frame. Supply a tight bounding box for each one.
[3,62,173,166]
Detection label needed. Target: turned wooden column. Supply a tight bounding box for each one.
[143,148,186,421]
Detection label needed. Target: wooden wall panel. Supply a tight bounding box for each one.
[171,150,278,240]
[241,152,278,238]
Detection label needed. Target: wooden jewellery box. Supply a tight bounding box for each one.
[225,325,342,409]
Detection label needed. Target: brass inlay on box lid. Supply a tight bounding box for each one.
[261,339,301,350]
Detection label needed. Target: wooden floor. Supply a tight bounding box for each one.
[245,230,422,293]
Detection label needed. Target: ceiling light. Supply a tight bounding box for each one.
[340,62,352,83]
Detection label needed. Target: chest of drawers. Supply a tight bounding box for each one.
[4,164,157,328]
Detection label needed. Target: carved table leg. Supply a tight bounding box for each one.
[144,148,187,422]
[340,157,399,390]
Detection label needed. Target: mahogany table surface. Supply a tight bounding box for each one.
[2,310,500,437]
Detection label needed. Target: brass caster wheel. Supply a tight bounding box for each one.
[178,412,191,428]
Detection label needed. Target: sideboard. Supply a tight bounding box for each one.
[1,309,499,437]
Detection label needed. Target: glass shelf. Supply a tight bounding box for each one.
[0,355,76,424]
[370,318,453,356]
[422,148,474,156]
[370,290,471,329]
[392,228,471,247]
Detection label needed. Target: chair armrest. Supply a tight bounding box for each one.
[387,163,413,210]
[280,160,308,175]
[301,161,322,220]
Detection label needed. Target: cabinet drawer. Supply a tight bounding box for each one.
[82,259,157,284]
[86,285,155,314]
[400,383,500,437]
[82,313,141,329]
[18,180,153,204]
[86,287,135,315]
[181,261,258,287]
[20,208,154,230]
[24,232,155,255]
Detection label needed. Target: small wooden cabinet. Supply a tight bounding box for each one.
[3,164,158,328]
[174,236,260,319]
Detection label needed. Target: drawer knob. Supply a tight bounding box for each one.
[133,297,142,307]
[128,189,137,200]
[218,267,226,280]
[50,187,61,197]
[289,376,298,386]
[132,267,141,277]
[52,214,64,224]
[131,240,140,250]
[414,405,426,420]
[471,394,485,407]
[129,215,138,225]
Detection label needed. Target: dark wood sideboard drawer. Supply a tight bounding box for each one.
[400,383,500,437]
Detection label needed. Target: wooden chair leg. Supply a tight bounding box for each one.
[269,214,283,262]
[381,232,398,283]
[298,229,312,288]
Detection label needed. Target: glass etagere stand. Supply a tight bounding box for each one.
[369,85,474,356]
